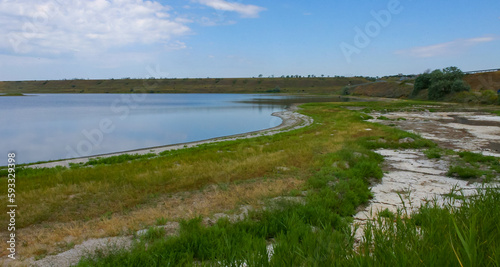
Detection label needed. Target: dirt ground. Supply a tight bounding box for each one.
[370,111,500,157]
[353,110,500,242]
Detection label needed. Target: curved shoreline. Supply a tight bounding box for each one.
[28,105,313,169]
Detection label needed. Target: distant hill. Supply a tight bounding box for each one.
[349,81,413,98]
[349,71,500,99]
[464,70,500,91]
[0,77,370,94]
[3,72,498,98]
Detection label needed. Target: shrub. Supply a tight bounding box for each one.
[266,86,281,93]
[479,90,498,104]
[413,66,470,100]
[341,86,350,95]
[428,80,444,99]
[451,79,470,93]
[411,72,431,97]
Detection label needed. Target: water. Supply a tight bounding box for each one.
[1,94,292,164]
[2,93,355,164]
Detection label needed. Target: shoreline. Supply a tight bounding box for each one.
[28,104,313,169]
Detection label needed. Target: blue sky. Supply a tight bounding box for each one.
[0,0,499,81]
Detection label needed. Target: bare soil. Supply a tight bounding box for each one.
[353,110,500,243]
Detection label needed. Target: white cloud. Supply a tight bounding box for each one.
[196,0,266,18]
[395,36,496,58]
[0,0,191,56]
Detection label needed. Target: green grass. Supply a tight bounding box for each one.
[83,153,157,166]
[424,147,444,159]
[377,116,391,120]
[74,101,447,266]
[458,151,499,166]
[77,144,382,266]
[378,208,396,220]
[447,166,482,179]
[3,99,497,263]
[0,92,24,96]
[155,217,168,226]
[0,101,438,229]
[77,178,500,266]
[447,151,500,180]
[357,188,500,266]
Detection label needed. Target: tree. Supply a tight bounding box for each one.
[442,66,464,81]
[412,66,470,100]
[451,79,470,93]
[411,72,431,97]
[428,79,450,100]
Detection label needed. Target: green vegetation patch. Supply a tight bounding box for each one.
[5,99,498,265]
[84,153,157,166]
[411,66,471,100]
[359,188,500,266]
[447,151,500,181]
[75,101,444,266]
[424,147,444,159]
[0,92,25,96]
[447,165,482,179]
[78,145,385,266]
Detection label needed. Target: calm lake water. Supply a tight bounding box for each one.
[2,94,353,164]
[1,93,353,164]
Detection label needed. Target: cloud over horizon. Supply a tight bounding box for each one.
[395,36,497,58]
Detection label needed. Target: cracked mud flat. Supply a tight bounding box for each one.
[354,111,500,242]
[370,111,500,157]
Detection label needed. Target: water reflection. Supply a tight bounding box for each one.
[1,94,290,164]
[236,95,357,106]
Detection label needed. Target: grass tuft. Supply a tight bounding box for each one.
[447,166,482,179]
[424,147,443,159]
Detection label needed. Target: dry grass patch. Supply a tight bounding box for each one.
[1,177,303,260]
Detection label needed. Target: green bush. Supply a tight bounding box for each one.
[411,72,431,97]
[480,90,498,104]
[341,86,350,95]
[266,86,281,93]
[451,79,471,93]
[412,66,470,100]
[428,79,450,100]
